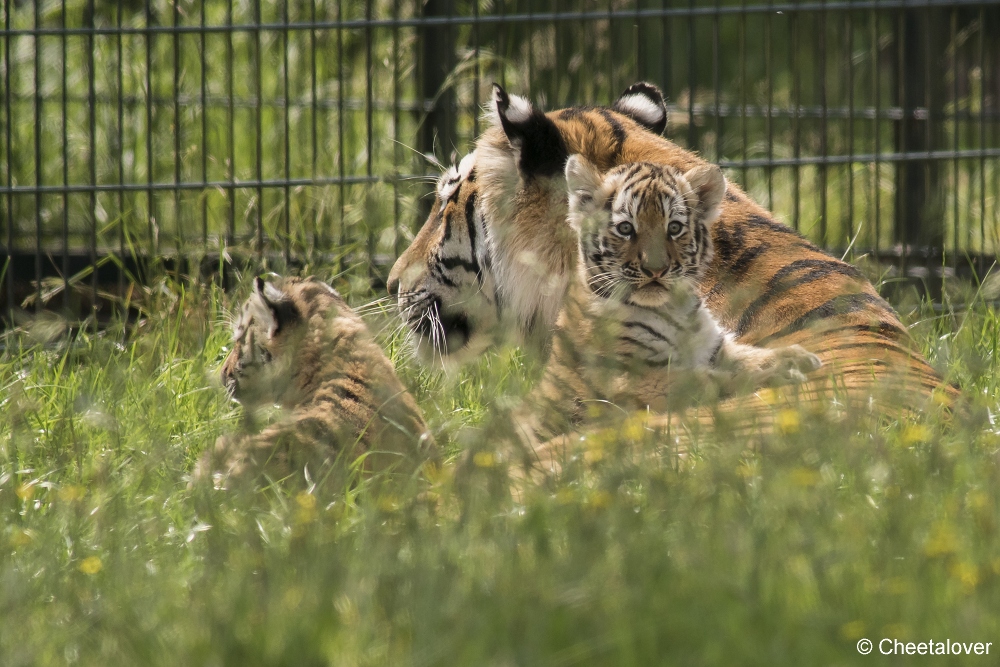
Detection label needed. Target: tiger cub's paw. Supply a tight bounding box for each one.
[767,345,823,385]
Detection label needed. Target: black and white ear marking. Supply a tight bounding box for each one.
[612,82,668,135]
[491,83,568,178]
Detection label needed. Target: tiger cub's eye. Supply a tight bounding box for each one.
[667,221,683,237]
[615,221,635,237]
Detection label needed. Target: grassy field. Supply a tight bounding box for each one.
[0,268,999,666]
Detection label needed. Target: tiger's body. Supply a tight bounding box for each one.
[198,276,434,486]
[389,83,955,452]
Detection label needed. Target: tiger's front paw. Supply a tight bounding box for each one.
[768,345,822,385]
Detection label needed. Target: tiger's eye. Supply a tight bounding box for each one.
[667,221,683,236]
[615,221,635,237]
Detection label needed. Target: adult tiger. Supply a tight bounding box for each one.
[388,82,956,424]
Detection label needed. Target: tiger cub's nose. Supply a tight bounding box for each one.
[640,267,668,280]
[639,255,669,278]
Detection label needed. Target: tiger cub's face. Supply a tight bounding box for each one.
[221,276,314,406]
[565,156,726,309]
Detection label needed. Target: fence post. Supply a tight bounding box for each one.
[894,7,945,255]
[419,0,456,219]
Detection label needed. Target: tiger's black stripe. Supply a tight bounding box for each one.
[755,293,896,347]
[734,258,868,337]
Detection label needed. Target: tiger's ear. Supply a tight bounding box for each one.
[252,277,298,339]
[491,83,568,178]
[613,82,668,135]
[565,155,604,228]
[683,164,727,227]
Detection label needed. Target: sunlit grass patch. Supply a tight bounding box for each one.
[1,275,999,665]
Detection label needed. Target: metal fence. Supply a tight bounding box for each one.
[2,0,999,324]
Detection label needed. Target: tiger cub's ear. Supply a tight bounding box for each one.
[252,277,299,339]
[682,164,727,227]
[565,155,605,230]
[491,83,568,179]
[612,82,668,136]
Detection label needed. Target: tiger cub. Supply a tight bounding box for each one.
[196,276,434,487]
[529,157,822,427]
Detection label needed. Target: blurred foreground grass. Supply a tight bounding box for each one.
[1,274,999,666]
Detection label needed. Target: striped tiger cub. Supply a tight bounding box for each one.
[528,156,822,428]
[196,276,434,487]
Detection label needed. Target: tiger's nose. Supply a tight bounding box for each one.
[639,247,670,276]
[645,266,668,279]
[639,256,669,278]
[640,264,670,278]
[386,274,400,297]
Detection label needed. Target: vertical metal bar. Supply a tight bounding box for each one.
[528,0,536,101]
[561,0,574,103]
[498,0,506,88]
[765,0,773,209]
[3,0,12,324]
[392,0,400,258]
[117,0,125,316]
[146,1,156,258]
[872,6,881,257]
[65,0,72,311]
[979,6,986,254]
[33,0,42,313]
[687,0,696,149]
[253,0,263,258]
[365,0,374,277]
[846,7,854,245]
[445,0,454,148]
[578,0,585,102]
[713,1,720,164]
[661,0,670,104]
[472,0,480,137]
[337,0,345,273]
[895,8,906,271]
[818,0,828,246]
[739,0,747,185]
[87,0,97,324]
[201,0,208,253]
[951,9,958,262]
[283,0,291,265]
[173,0,184,263]
[310,0,318,248]
[915,6,932,275]
[603,0,610,99]
[791,3,800,231]
[226,0,235,247]
[635,0,641,86]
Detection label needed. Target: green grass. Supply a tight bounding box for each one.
[1,273,999,666]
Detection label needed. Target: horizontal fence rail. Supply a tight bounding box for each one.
[2,0,999,326]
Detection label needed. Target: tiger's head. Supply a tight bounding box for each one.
[565,156,726,308]
[386,153,499,364]
[221,276,344,406]
[388,83,670,363]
